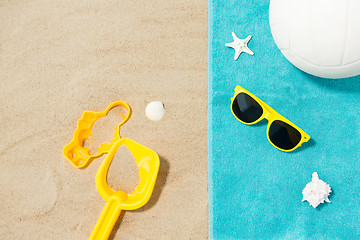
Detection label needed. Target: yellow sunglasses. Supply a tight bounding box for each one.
[230,86,310,152]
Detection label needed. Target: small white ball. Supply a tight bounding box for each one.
[145,101,165,121]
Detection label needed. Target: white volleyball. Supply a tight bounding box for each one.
[269,0,360,79]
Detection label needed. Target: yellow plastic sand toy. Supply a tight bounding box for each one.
[89,138,160,240]
[63,101,160,239]
[63,101,131,168]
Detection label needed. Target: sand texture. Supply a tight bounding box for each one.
[0,0,208,239]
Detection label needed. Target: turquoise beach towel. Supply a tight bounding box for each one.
[208,0,360,239]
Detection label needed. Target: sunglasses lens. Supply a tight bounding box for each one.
[268,120,301,150]
[232,93,263,123]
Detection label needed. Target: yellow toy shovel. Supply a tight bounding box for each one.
[89,138,160,240]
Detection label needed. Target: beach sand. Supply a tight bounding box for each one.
[0,0,208,238]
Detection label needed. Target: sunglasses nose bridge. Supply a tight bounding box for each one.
[263,111,273,121]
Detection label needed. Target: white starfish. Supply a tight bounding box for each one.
[225,32,254,60]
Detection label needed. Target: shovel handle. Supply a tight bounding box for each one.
[89,199,122,240]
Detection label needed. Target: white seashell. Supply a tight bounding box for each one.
[302,172,331,208]
[145,101,165,121]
